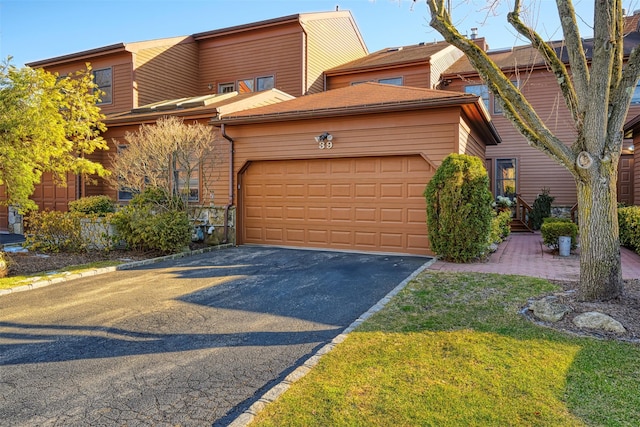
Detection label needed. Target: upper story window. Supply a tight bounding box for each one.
[237,78,255,93]
[257,76,275,91]
[378,77,403,86]
[219,82,235,93]
[465,84,490,111]
[93,68,112,104]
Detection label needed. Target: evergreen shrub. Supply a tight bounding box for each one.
[24,210,85,252]
[490,210,512,244]
[530,188,554,230]
[110,189,191,253]
[424,154,494,262]
[618,206,640,252]
[68,195,116,216]
[540,217,578,251]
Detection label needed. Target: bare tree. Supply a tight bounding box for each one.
[421,0,640,301]
[109,116,216,210]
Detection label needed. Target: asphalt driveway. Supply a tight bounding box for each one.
[0,246,428,426]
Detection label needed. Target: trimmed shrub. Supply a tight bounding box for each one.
[68,195,116,216]
[424,154,494,262]
[530,188,554,230]
[540,217,578,251]
[618,206,640,251]
[110,189,191,253]
[489,210,512,244]
[24,210,85,253]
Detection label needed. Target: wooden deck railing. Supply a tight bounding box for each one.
[512,195,534,232]
[570,203,579,224]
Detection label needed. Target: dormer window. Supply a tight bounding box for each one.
[93,68,112,104]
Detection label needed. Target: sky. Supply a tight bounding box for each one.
[0,0,616,68]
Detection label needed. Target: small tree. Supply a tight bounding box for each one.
[531,188,555,230]
[109,116,216,210]
[425,154,494,262]
[0,59,108,211]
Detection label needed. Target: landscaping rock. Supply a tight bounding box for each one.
[529,296,572,322]
[573,311,626,334]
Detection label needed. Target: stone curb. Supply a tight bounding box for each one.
[227,256,437,427]
[0,244,235,297]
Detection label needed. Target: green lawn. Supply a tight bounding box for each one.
[253,272,640,426]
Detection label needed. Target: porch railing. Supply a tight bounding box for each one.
[512,195,534,232]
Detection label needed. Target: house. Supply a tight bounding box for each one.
[6,9,639,254]
[209,82,499,254]
[0,11,368,232]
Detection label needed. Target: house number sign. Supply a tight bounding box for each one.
[318,140,333,149]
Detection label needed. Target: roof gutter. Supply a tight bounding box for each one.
[220,123,235,244]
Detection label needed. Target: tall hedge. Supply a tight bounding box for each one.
[424,154,493,262]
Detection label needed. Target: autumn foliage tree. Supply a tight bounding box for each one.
[0,59,108,211]
[421,0,640,301]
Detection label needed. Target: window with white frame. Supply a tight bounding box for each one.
[93,68,112,104]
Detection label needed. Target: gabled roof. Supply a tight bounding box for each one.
[325,41,454,75]
[27,36,194,68]
[213,82,500,145]
[104,89,295,125]
[444,32,640,77]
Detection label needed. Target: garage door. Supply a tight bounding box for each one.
[241,156,433,255]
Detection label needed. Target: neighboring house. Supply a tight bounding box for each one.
[441,33,640,210]
[623,114,640,205]
[0,11,368,232]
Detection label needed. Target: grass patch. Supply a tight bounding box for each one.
[0,260,124,290]
[253,272,640,426]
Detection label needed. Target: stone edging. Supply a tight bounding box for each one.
[0,244,235,297]
[227,257,437,427]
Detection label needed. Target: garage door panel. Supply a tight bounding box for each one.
[242,156,432,255]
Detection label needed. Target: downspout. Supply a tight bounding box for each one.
[221,123,234,244]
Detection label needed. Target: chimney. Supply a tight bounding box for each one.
[470,28,478,40]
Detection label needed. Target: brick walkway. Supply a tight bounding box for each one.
[429,232,640,282]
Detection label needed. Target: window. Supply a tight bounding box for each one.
[257,75,274,91]
[378,77,403,86]
[93,68,112,104]
[175,158,200,202]
[237,78,254,93]
[218,82,235,93]
[495,158,517,198]
[465,84,490,111]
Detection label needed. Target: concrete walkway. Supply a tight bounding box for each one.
[430,232,640,282]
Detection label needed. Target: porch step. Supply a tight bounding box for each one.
[510,219,534,233]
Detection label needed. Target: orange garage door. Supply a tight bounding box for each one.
[241,155,433,255]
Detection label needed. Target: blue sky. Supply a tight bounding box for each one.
[1,0,602,68]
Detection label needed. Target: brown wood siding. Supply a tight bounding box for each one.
[326,63,430,90]
[458,120,486,159]
[449,71,577,205]
[218,107,481,255]
[198,24,304,96]
[134,42,199,106]
[303,15,368,94]
[39,52,134,115]
[450,70,640,206]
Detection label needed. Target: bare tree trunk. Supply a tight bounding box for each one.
[577,175,623,301]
